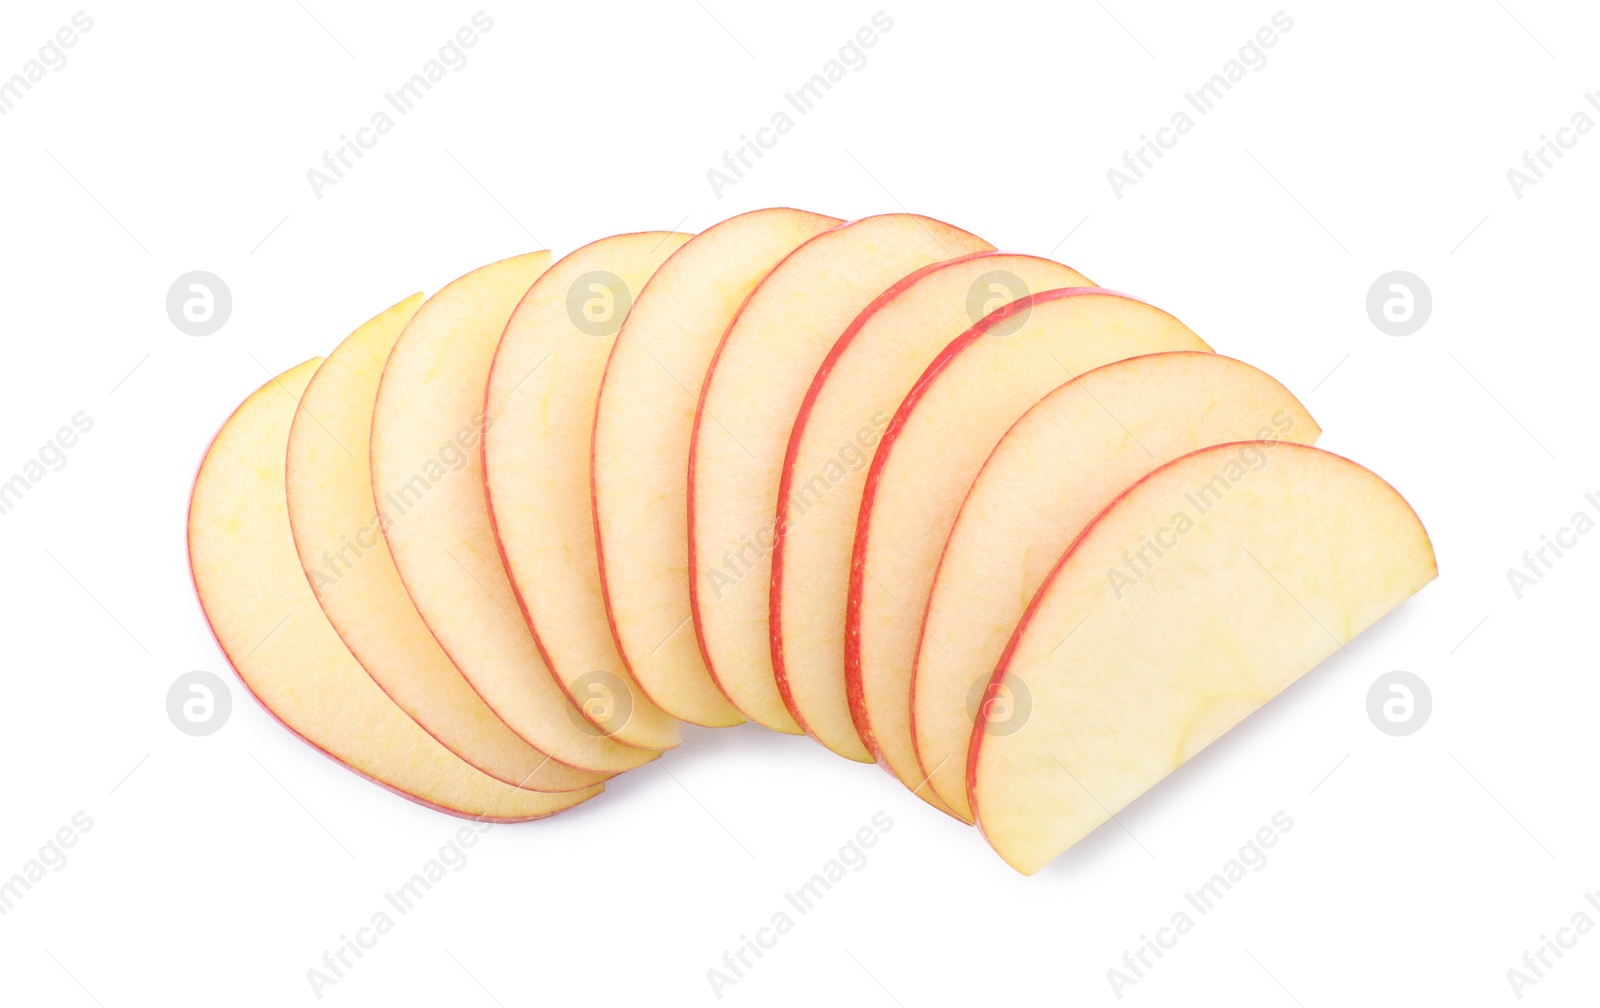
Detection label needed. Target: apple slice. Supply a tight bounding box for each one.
[913,351,1320,821]
[189,360,602,820]
[690,213,993,734]
[484,231,692,750]
[287,297,607,794]
[373,252,655,774]
[849,289,1211,781]
[771,252,1091,769]
[970,442,1436,873]
[593,208,842,728]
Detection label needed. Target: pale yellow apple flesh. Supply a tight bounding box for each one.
[372,252,655,773]
[771,252,1091,771]
[593,208,841,728]
[849,290,1211,777]
[484,231,692,750]
[970,442,1436,873]
[287,297,607,793]
[188,360,603,820]
[690,213,993,734]
[912,351,1320,820]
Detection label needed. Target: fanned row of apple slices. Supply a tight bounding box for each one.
[188,208,1436,871]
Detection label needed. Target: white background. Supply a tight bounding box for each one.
[1,1,1595,1004]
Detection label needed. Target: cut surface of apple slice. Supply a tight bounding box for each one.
[373,252,656,774]
[690,213,993,735]
[849,289,1211,777]
[485,231,692,750]
[189,360,603,820]
[771,251,1090,769]
[593,208,842,728]
[287,297,607,794]
[912,351,1320,820]
[970,442,1436,873]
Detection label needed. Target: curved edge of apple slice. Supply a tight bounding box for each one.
[682,216,853,735]
[482,231,691,752]
[842,286,1114,760]
[189,359,602,823]
[907,350,1323,822]
[287,295,610,794]
[967,441,1436,872]
[592,208,841,730]
[371,251,657,775]
[768,248,998,745]
[685,213,994,738]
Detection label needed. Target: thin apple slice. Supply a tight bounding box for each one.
[189,360,602,820]
[849,289,1211,778]
[913,351,1320,821]
[594,208,842,728]
[690,213,993,735]
[373,252,655,774]
[287,297,607,794]
[485,231,692,750]
[970,442,1436,873]
[772,252,1091,770]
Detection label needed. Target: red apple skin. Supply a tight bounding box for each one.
[683,258,764,715]
[904,349,1282,800]
[590,209,833,724]
[687,213,992,727]
[684,217,877,716]
[768,249,998,741]
[959,438,1158,831]
[366,256,652,773]
[844,286,1125,762]
[962,440,1438,833]
[369,356,538,752]
[482,438,661,753]
[286,304,606,793]
[480,453,589,733]
[479,234,678,752]
[187,396,577,824]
